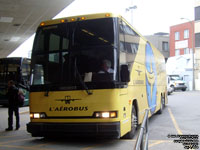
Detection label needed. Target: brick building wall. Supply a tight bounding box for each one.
[195,0,200,90]
[170,21,195,57]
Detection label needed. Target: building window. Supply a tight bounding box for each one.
[162,41,169,51]
[184,29,189,39]
[175,49,180,56]
[195,33,200,47]
[175,32,180,40]
[195,6,200,21]
[184,48,189,54]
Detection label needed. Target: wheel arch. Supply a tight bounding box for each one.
[132,99,138,122]
[160,92,166,105]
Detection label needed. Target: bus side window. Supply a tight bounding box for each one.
[21,59,31,88]
[119,19,140,73]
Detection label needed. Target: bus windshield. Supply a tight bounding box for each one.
[31,18,118,88]
[0,58,21,84]
[0,58,30,85]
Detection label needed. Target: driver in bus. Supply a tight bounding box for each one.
[98,59,114,74]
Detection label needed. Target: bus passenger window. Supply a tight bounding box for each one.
[119,19,140,71]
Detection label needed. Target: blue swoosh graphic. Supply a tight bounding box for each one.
[145,43,157,114]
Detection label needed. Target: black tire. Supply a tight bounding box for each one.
[157,96,164,114]
[182,88,186,91]
[123,105,137,139]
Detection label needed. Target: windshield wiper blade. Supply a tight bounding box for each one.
[72,18,80,46]
[74,58,92,95]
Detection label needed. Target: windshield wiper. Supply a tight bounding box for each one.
[74,58,92,95]
[72,18,80,46]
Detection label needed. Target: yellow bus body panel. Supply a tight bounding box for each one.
[29,89,134,137]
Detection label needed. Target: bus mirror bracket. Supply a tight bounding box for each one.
[120,64,130,82]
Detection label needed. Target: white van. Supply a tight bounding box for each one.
[168,75,187,91]
[167,76,173,95]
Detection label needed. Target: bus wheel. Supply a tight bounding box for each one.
[123,106,137,139]
[157,96,164,114]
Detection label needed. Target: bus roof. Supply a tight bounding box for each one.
[38,12,147,42]
[39,13,121,27]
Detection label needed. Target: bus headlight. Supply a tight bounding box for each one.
[30,113,46,119]
[102,112,110,118]
[34,113,40,118]
[94,111,117,118]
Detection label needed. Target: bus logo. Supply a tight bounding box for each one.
[145,43,157,114]
[56,96,81,104]
[135,69,142,76]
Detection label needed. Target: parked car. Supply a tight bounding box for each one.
[167,76,173,95]
[167,85,173,95]
[168,75,187,91]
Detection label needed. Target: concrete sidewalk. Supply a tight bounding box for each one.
[0,106,29,131]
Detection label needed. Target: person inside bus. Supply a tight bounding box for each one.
[98,59,114,74]
[5,80,20,131]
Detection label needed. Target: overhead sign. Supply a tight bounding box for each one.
[175,40,188,49]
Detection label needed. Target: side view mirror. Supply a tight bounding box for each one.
[120,64,130,82]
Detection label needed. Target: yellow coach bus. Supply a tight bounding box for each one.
[27,13,167,139]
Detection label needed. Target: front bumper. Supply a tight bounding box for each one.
[27,122,120,138]
[174,85,187,90]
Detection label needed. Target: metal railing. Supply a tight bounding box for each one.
[134,109,149,150]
